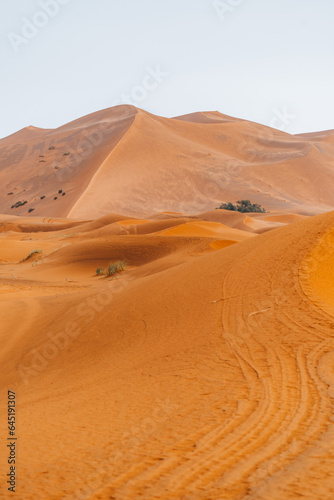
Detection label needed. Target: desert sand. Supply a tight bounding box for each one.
[1,107,334,499]
[1,106,334,219]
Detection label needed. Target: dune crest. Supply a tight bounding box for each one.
[1,106,334,219]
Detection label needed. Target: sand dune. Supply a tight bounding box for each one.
[0,208,334,498]
[1,106,334,219]
[1,105,334,499]
[0,106,136,218]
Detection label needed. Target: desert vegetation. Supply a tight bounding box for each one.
[96,260,126,277]
[218,199,267,213]
[95,267,105,276]
[11,200,27,209]
[21,249,43,263]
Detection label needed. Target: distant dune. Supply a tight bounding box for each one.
[1,105,334,219]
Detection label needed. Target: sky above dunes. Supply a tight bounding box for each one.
[1,0,334,138]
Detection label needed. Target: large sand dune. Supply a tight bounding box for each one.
[1,208,334,498]
[1,106,334,219]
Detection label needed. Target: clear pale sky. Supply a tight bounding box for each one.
[1,0,333,138]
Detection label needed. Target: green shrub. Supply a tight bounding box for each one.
[28,249,42,257]
[21,249,43,262]
[106,260,126,277]
[11,200,27,209]
[95,261,126,277]
[218,199,267,213]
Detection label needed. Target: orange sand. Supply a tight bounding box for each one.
[1,106,334,499]
[1,106,334,219]
[0,209,334,499]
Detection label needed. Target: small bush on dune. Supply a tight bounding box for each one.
[95,261,126,277]
[106,260,126,277]
[28,249,42,258]
[11,200,27,209]
[21,249,43,262]
[95,267,105,276]
[220,201,237,211]
[218,199,267,213]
